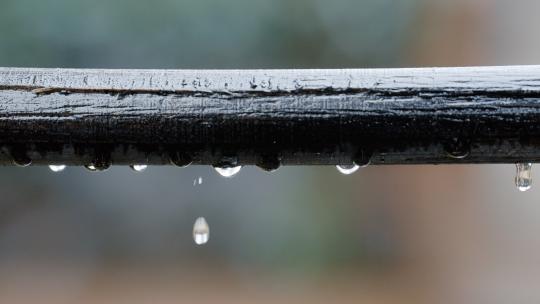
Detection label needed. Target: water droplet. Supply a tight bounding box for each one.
[214,166,242,178]
[336,164,360,175]
[193,217,209,245]
[130,164,147,172]
[515,162,532,191]
[193,176,203,186]
[49,165,66,172]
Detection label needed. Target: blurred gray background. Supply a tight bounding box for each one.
[1,0,540,303]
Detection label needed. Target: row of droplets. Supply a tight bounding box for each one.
[49,164,149,173]
[50,163,349,178]
[49,162,534,190]
[48,164,243,177]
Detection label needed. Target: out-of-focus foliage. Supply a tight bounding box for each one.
[0,0,418,68]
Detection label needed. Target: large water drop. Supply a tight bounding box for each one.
[193,217,210,245]
[130,164,147,172]
[516,162,532,192]
[49,165,66,172]
[214,166,242,178]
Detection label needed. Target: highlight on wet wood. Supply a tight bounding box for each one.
[1,65,540,167]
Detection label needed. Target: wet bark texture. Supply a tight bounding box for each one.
[1,66,540,166]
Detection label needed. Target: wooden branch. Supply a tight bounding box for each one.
[1,65,540,167]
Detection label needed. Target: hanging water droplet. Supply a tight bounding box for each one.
[130,164,147,172]
[214,166,242,178]
[193,176,203,186]
[49,165,66,172]
[193,217,209,245]
[515,162,532,191]
[336,164,360,175]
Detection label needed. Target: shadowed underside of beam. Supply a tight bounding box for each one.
[1,65,540,167]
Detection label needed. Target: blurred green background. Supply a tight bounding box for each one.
[2,0,540,303]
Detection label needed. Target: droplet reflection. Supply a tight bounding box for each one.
[49,165,66,172]
[85,165,98,172]
[336,164,360,175]
[214,166,242,178]
[84,163,110,172]
[130,164,147,172]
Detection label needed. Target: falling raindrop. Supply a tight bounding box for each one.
[336,164,360,175]
[193,176,203,186]
[214,166,242,178]
[515,162,532,192]
[49,165,66,172]
[193,217,210,245]
[130,164,147,172]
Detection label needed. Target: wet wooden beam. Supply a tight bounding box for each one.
[1,66,540,167]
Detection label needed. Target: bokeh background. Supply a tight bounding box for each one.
[1,0,540,303]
